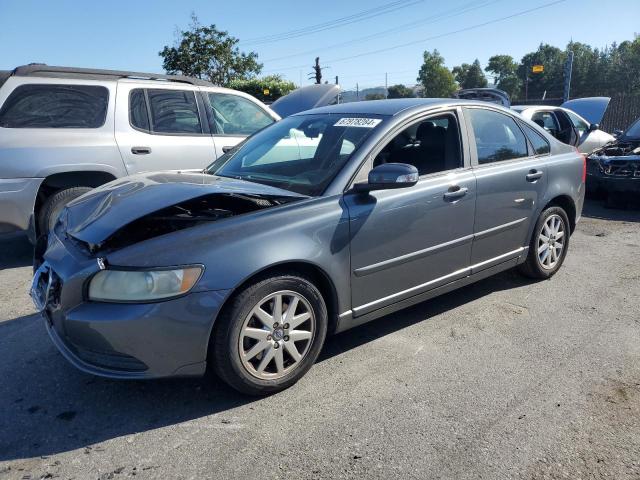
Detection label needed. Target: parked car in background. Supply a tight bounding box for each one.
[32,98,585,395]
[453,88,511,107]
[0,64,280,239]
[512,100,614,154]
[586,114,640,205]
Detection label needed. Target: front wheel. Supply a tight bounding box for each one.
[211,273,328,395]
[518,206,570,279]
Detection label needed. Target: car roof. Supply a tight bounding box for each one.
[293,98,486,116]
[9,64,213,87]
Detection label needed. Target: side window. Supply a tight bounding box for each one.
[146,89,202,134]
[372,113,462,176]
[0,84,109,128]
[207,93,274,136]
[521,123,551,156]
[467,108,528,165]
[565,110,589,136]
[129,89,149,131]
[531,111,560,135]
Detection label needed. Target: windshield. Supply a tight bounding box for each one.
[206,113,385,196]
[623,117,640,140]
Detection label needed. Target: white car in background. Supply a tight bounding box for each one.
[512,98,615,154]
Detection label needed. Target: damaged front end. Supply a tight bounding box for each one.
[75,192,297,254]
[586,140,640,194]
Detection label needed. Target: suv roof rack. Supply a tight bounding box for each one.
[10,64,214,87]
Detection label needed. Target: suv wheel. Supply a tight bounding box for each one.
[518,206,570,279]
[211,273,327,395]
[38,187,92,236]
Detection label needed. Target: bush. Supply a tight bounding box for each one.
[228,75,297,102]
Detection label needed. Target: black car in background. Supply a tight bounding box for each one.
[586,116,640,206]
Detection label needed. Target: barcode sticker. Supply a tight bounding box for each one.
[334,118,382,128]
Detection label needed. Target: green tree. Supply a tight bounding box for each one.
[227,75,297,102]
[452,59,488,89]
[517,43,565,100]
[387,84,415,98]
[417,49,457,98]
[365,93,386,100]
[159,15,262,86]
[485,54,521,98]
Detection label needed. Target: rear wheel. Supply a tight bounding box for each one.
[518,206,570,279]
[211,273,327,395]
[38,187,92,236]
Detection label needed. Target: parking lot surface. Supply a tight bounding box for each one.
[0,200,639,480]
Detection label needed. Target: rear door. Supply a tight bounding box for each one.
[199,89,277,158]
[114,81,215,173]
[464,106,548,270]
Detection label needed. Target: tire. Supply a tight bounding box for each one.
[518,206,570,279]
[211,273,328,396]
[38,187,92,236]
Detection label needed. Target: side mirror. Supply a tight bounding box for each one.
[588,123,599,132]
[354,163,419,192]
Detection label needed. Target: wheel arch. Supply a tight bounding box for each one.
[543,194,576,233]
[213,260,340,340]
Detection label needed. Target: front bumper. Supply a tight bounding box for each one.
[34,232,231,379]
[586,172,640,194]
[0,177,43,235]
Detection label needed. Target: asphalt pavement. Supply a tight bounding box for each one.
[0,200,639,480]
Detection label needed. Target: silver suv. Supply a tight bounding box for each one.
[0,64,280,240]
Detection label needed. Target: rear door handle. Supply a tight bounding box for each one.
[526,170,543,182]
[443,186,468,201]
[131,146,151,155]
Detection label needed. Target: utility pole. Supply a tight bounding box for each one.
[563,51,574,102]
[385,72,388,99]
[524,61,529,101]
[356,83,359,101]
[335,75,339,85]
[308,57,322,84]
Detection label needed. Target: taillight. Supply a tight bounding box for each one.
[575,147,586,183]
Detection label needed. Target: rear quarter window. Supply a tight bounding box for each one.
[0,84,109,128]
[521,122,551,156]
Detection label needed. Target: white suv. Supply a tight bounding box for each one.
[0,64,280,239]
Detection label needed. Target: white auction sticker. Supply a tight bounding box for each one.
[334,117,382,128]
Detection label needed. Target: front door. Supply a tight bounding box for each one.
[114,82,216,174]
[345,110,476,317]
[464,107,548,270]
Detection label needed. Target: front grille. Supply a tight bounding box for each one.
[69,344,148,372]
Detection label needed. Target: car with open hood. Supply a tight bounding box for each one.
[512,98,615,154]
[585,115,640,204]
[31,98,585,395]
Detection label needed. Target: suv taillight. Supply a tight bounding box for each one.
[575,147,586,183]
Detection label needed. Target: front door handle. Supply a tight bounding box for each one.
[131,146,152,155]
[526,170,543,182]
[443,185,468,201]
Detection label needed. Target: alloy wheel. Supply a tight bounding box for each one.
[238,290,315,380]
[537,214,565,270]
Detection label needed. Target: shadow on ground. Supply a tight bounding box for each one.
[0,233,32,270]
[583,197,640,223]
[0,267,533,461]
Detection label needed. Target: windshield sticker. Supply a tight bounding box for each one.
[334,118,382,128]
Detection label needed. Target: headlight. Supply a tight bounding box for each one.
[88,267,203,302]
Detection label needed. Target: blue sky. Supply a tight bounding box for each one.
[1,0,638,91]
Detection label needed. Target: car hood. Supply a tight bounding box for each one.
[270,84,342,117]
[561,97,610,125]
[64,171,306,248]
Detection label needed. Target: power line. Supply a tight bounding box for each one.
[263,0,567,73]
[262,0,503,63]
[240,0,422,46]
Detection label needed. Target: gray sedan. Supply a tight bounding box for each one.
[32,99,585,395]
